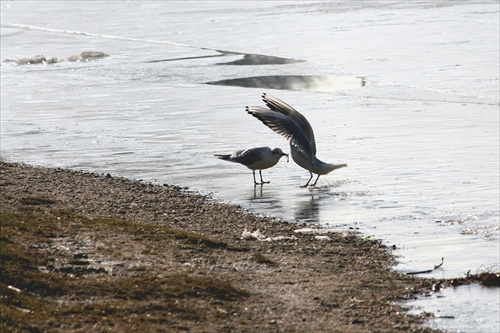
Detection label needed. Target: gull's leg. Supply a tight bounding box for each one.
[254,183,263,197]
[311,174,321,186]
[259,170,270,184]
[253,170,260,185]
[301,172,314,187]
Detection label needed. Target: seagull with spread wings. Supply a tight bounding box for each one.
[246,93,347,187]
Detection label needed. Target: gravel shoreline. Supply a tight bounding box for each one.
[0,161,441,332]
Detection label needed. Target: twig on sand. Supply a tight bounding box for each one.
[406,258,444,275]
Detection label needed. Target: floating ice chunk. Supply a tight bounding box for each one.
[242,229,297,242]
[294,227,315,234]
[266,235,298,241]
[314,235,332,241]
[294,228,339,235]
[241,228,266,241]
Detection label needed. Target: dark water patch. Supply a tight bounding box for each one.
[145,52,303,65]
[145,53,226,63]
[217,53,305,65]
[206,75,365,92]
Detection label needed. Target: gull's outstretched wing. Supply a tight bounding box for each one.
[246,106,314,160]
[261,93,316,155]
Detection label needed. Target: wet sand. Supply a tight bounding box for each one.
[1,161,442,332]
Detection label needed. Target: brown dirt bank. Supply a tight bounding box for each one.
[0,161,443,333]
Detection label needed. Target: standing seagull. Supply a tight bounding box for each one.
[246,93,347,187]
[214,147,288,185]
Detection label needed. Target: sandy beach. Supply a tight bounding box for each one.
[0,161,445,332]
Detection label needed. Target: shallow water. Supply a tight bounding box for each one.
[406,285,500,333]
[1,1,499,332]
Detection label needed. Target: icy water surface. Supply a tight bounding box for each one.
[407,285,500,333]
[1,1,499,332]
